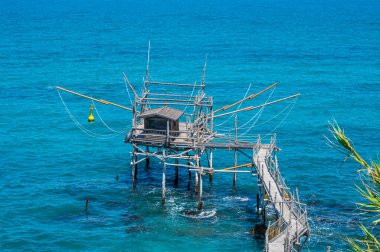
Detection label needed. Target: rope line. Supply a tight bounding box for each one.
[57,90,126,139]
[91,100,129,134]
[215,83,252,127]
[123,77,133,106]
[215,86,275,132]
[236,87,276,137]
[263,97,298,138]
[183,81,197,112]
[249,98,296,128]
[237,86,276,130]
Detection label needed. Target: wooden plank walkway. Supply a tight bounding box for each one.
[255,146,308,252]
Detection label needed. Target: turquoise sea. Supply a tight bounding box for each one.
[1,0,380,251]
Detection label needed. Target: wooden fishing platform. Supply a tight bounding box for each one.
[56,45,309,251]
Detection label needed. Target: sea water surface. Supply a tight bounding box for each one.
[1,0,380,251]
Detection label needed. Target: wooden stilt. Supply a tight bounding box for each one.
[162,150,166,205]
[262,203,266,224]
[233,116,237,186]
[209,149,213,183]
[233,149,237,186]
[197,153,203,210]
[174,159,179,187]
[135,158,138,179]
[195,169,199,194]
[256,193,260,215]
[145,146,150,169]
[187,161,191,191]
[187,168,191,191]
[131,147,137,189]
[85,197,89,212]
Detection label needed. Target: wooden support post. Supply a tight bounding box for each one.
[262,203,266,225]
[131,147,137,189]
[84,197,89,212]
[187,161,191,191]
[145,146,150,169]
[135,156,138,179]
[233,149,237,186]
[296,205,299,245]
[289,197,294,227]
[174,159,179,187]
[256,193,260,215]
[187,168,191,191]
[195,167,199,194]
[162,150,166,206]
[165,120,170,147]
[274,153,279,183]
[198,153,203,210]
[209,149,213,183]
[269,181,271,196]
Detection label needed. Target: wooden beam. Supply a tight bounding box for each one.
[214,83,277,113]
[149,81,203,88]
[213,93,300,119]
[148,92,197,98]
[123,72,139,98]
[141,97,197,103]
[56,86,133,111]
[219,162,253,171]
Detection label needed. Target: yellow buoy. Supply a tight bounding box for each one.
[88,104,94,123]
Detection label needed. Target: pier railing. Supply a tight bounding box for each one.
[259,135,309,251]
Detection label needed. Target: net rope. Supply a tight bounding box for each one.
[215,86,275,132]
[215,83,252,127]
[57,89,128,139]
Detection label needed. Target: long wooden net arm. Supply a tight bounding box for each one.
[219,163,252,171]
[212,93,300,119]
[213,83,278,113]
[123,72,139,98]
[55,86,133,111]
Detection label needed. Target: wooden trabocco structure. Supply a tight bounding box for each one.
[56,45,310,251]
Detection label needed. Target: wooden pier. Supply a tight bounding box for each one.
[56,46,309,251]
[255,140,309,251]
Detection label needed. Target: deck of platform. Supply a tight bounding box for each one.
[132,122,269,150]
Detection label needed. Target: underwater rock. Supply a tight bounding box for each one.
[126,225,147,233]
[250,224,267,239]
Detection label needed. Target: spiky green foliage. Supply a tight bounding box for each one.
[327,121,380,251]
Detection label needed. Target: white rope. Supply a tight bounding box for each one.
[123,77,133,106]
[215,87,276,131]
[263,97,298,138]
[91,100,129,134]
[235,108,265,137]
[215,83,252,127]
[215,86,275,132]
[183,81,197,112]
[57,90,125,139]
[237,87,276,137]
[238,87,276,129]
[248,98,296,128]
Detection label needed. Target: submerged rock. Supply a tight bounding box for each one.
[250,224,267,239]
[126,225,147,233]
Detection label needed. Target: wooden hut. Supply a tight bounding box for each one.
[137,106,183,135]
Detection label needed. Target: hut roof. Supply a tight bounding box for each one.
[138,107,184,121]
